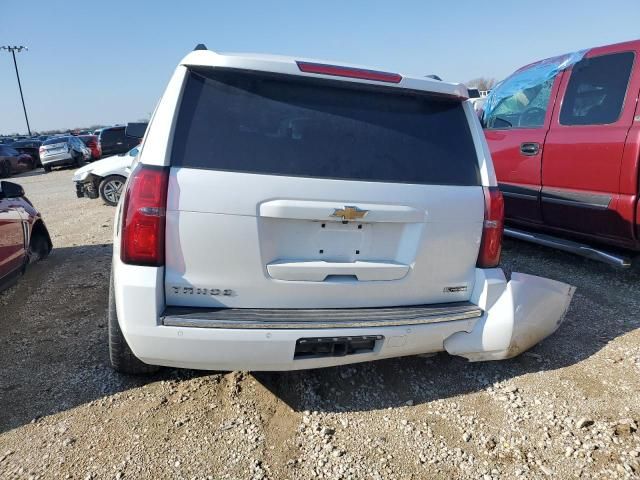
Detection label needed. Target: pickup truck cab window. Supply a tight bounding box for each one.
[485,76,554,130]
[560,52,634,126]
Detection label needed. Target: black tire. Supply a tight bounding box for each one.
[43,164,52,173]
[28,223,52,264]
[99,175,126,207]
[108,268,159,375]
[0,160,10,178]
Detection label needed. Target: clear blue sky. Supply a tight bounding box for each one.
[1,0,638,134]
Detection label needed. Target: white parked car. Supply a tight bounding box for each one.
[73,146,139,206]
[109,46,575,374]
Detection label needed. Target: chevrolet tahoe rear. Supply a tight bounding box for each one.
[108,47,575,374]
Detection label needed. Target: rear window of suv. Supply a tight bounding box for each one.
[171,68,480,186]
[100,128,125,144]
[43,137,69,145]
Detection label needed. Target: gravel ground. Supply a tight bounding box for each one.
[1,168,639,480]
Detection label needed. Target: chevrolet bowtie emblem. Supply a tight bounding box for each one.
[331,206,368,221]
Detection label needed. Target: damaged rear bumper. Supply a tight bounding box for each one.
[444,269,575,361]
[114,258,574,370]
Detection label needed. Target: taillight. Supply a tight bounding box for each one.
[296,61,402,84]
[39,147,45,154]
[476,187,504,268]
[120,164,169,266]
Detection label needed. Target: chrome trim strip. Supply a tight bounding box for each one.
[162,303,483,329]
[502,191,538,200]
[498,183,539,200]
[541,188,611,210]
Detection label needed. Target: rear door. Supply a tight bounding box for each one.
[484,68,563,224]
[164,68,485,309]
[541,47,639,240]
[0,190,26,281]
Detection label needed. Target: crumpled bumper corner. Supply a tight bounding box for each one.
[444,270,575,362]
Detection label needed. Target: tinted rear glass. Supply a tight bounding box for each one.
[171,69,480,186]
[43,137,69,145]
[12,140,40,147]
[100,128,125,143]
[560,52,634,126]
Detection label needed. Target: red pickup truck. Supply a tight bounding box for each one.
[483,39,640,267]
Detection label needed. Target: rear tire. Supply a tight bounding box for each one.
[28,223,52,263]
[99,175,126,206]
[43,164,52,173]
[108,268,159,375]
[74,154,85,167]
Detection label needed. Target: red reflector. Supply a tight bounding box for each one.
[296,61,402,84]
[120,164,169,266]
[477,187,504,268]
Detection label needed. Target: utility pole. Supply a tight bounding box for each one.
[1,46,31,136]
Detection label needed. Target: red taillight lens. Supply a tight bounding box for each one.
[296,61,402,84]
[120,164,169,266]
[477,187,504,268]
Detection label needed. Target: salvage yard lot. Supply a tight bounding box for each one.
[1,169,640,480]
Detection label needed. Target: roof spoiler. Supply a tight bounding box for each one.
[194,43,208,51]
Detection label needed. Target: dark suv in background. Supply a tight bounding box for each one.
[97,125,145,157]
[11,139,42,167]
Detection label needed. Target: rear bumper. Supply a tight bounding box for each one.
[162,302,483,330]
[113,261,574,371]
[41,153,73,166]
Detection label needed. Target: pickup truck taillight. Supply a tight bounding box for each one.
[476,186,504,268]
[120,164,169,266]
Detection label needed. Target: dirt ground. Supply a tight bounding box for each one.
[1,168,639,480]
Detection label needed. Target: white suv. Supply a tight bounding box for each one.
[109,46,575,374]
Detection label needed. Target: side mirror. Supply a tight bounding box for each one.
[0,181,25,199]
[125,122,148,140]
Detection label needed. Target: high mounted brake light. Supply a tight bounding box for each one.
[296,61,402,84]
[120,164,169,266]
[477,187,504,268]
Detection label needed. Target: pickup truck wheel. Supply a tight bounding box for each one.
[108,269,159,375]
[99,175,126,206]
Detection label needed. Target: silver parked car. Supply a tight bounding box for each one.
[40,136,91,173]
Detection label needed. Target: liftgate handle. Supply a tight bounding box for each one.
[520,142,540,156]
